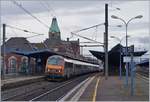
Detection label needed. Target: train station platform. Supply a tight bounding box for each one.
[60,73,149,101]
[81,75,149,101]
[1,75,45,90]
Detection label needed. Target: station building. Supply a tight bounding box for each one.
[1,17,80,75]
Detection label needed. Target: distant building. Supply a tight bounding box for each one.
[44,17,80,58]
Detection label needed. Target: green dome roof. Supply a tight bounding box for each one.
[49,17,60,33]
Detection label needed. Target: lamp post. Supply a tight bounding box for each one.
[111,15,143,86]
[110,35,130,80]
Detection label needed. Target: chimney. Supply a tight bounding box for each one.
[77,38,79,43]
[67,38,69,41]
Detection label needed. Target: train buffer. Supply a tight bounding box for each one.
[59,74,149,101]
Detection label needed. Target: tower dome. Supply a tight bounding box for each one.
[48,17,61,40]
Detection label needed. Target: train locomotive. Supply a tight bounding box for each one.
[45,55,102,80]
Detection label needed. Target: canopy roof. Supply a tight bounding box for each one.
[90,44,147,66]
[12,49,97,64]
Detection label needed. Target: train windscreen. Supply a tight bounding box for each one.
[47,57,64,65]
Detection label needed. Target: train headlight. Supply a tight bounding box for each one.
[58,70,61,72]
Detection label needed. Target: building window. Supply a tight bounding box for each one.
[52,33,55,37]
[20,57,28,73]
[8,56,17,73]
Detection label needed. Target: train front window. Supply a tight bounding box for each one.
[48,57,63,65]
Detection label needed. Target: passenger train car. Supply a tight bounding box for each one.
[45,55,102,80]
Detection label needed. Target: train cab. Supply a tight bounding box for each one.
[45,55,65,80]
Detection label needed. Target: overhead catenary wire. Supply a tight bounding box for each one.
[71,23,104,45]
[71,32,104,46]
[12,0,49,28]
[80,45,103,47]
[109,1,121,11]
[80,42,101,43]
[73,23,105,33]
[44,1,57,17]
[39,1,54,17]
[6,24,44,37]
[92,26,98,40]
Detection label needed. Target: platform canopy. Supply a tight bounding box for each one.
[12,49,58,58]
[90,44,147,66]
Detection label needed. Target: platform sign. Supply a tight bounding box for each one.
[128,45,134,53]
[121,47,126,54]
[123,56,141,63]
[121,45,134,55]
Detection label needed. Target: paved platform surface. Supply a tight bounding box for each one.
[78,74,149,101]
[1,75,44,90]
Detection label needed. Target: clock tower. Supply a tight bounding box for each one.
[48,17,61,40]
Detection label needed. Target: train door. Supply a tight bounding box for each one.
[73,64,75,76]
[65,62,73,79]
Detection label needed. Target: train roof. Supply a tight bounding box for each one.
[64,57,99,67]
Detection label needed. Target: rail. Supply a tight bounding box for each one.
[3,74,93,101]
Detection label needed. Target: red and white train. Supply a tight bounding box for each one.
[45,55,103,80]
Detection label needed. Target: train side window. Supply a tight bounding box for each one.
[65,62,73,68]
[76,64,81,69]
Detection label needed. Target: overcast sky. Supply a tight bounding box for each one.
[0,0,149,56]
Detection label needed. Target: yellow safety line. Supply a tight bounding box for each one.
[92,77,100,102]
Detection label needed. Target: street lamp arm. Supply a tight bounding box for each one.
[127,15,143,25]
[127,17,136,26]
[117,17,127,26]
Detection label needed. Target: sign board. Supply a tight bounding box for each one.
[128,45,134,53]
[123,56,141,63]
[121,47,126,53]
[121,45,134,55]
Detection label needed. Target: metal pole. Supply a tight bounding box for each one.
[2,24,6,79]
[119,45,122,79]
[125,24,128,86]
[130,45,134,95]
[105,4,108,79]
[104,32,106,76]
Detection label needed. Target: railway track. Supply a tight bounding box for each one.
[2,73,97,101]
[2,80,60,101]
[30,78,81,101]
[136,73,149,83]
[30,73,101,101]
[137,71,149,78]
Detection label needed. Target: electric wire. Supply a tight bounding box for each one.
[70,23,104,45]
[6,24,44,38]
[39,1,54,17]
[73,23,104,33]
[44,1,57,17]
[71,32,104,45]
[12,0,49,28]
